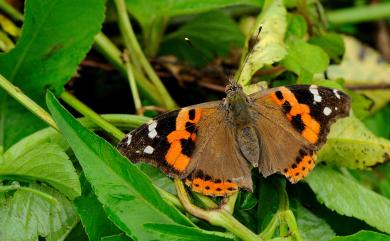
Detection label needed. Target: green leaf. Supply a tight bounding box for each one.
[126,0,260,31]
[0,183,78,241]
[306,166,390,234]
[364,105,390,139]
[46,91,194,241]
[293,202,335,241]
[138,163,176,194]
[281,38,329,83]
[286,13,307,39]
[0,128,80,199]
[0,0,105,149]
[238,0,287,85]
[126,0,260,56]
[144,224,234,241]
[326,36,390,112]
[101,234,133,241]
[318,114,390,169]
[308,32,345,64]
[74,176,122,241]
[329,230,390,241]
[160,11,244,66]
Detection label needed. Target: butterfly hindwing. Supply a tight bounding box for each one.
[251,85,351,182]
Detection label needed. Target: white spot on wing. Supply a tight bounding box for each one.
[309,85,322,103]
[148,129,157,139]
[143,145,154,154]
[333,89,341,99]
[335,107,338,111]
[147,121,158,139]
[126,134,132,145]
[148,121,157,131]
[323,107,332,116]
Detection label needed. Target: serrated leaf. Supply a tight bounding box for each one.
[144,224,234,241]
[294,202,335,241]
[306,166,390,234]
[160,11,244,66]
[329,230,390,241]
[319,114,390,169]
[238,0,287,85]
[0,183,78,241]
[46,92,194,241]
[0,128,80,199]
[0,0,105,149]
[281,38,329,83]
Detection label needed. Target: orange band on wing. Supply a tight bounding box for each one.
[270,87,320,144]
[283,152,316,183]
[185,178,238,196]
[164,108,202,172]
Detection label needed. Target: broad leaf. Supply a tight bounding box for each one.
[46,91,194,241]
[75,193,122,241]
[0,183,78,241]
[0,0,105,149]
[293,202,335,241]
[329,230,390,241]
[238,0,287,85]
[306,166,390,234]
[308,32,345,64]
[326,36,390,112]
[144,224,234,241]
[0,128,80,199]
[101,234,132,241]
[160,11,244,66]
[281,37,329,83]
[319,115,390,169]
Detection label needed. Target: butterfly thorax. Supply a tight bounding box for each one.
[224,82,253,127]
[225,82,260,167]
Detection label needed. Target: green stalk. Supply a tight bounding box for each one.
[60,91,124,140]
[79,114,150,130]
[113,0,177,110]
[123,50,142,114]
[327,2,390,24]
[0,0,24,21]
[94,32,163,106]
[0,74,58,130]
[175,179,262,241]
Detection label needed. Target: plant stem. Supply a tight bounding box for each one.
[79,114,150,130]
[259,214,279,239]
[222,192,238,214]
[175,179,262,241]
[94,32,163,106]
[327,2,390,24]
[0,74,58,130]
[123,50,142,114]
[60,91,125,140]
[113,0,177,110]
[0,0,24,21]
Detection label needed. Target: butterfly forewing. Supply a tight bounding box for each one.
[251,85,351,182]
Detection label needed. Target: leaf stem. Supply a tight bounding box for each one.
[60,91,125,140]
[0,0,24,21]
[0,74,58,130]
[175,179,262,241]
[113,0,177,110]
[123,50,142,114]
[94,32,163,106]
[327,2,390,24]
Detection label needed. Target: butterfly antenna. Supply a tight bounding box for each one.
[184,37,213,67]
[234,25,263,84]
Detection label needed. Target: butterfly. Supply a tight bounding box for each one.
[117,81,351,196]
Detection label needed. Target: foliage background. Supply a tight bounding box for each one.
[1,0,390,240]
